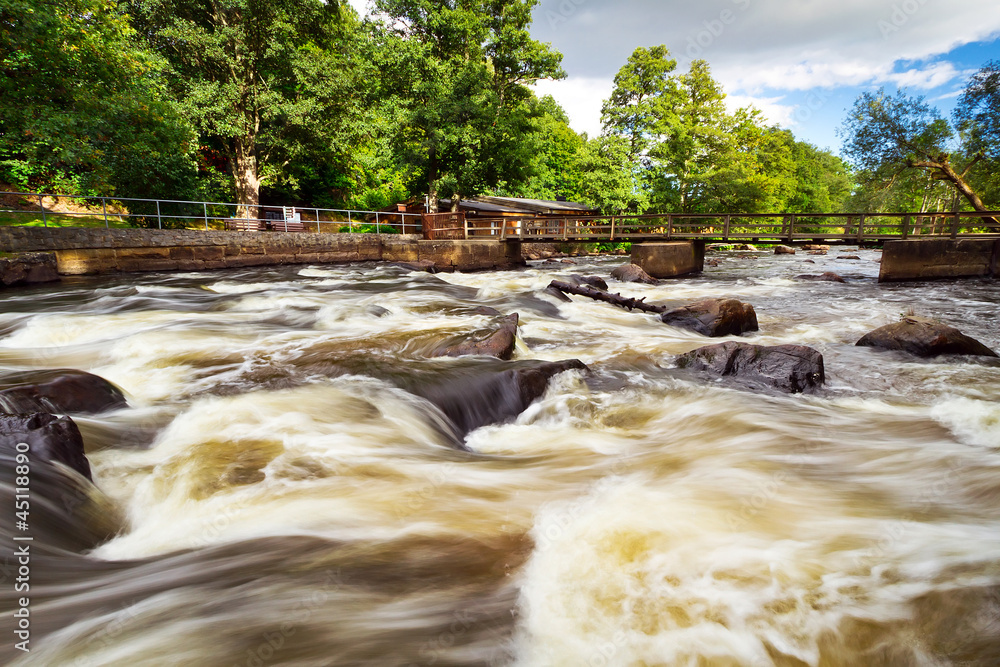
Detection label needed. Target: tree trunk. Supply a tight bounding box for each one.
[232,139,261,221]
[450,193,461,213]
[427,146,439,214]
[913,159,997,225]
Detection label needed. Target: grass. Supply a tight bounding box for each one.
[0,211,133,229]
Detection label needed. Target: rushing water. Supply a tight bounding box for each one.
[2,247,1000,666]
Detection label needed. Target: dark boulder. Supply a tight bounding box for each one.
[837,255,861,260]
[660,299,759,337]
[0,253,59,287]
[0,369,128,415]
[568,275,609,291]
[418,360,588,439]
[1,413,123,551]
[435,314,519,360]
[796,272,845,283]
[0,413,92,480]
[610,264,657,285]
[678,342,825,394]
[856,317,998,358]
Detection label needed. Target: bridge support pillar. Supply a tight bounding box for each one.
[879,239,1000,282]
[631,241,704,278]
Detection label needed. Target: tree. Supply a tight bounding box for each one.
[129,0,358,216]
[841,88,993,216]
[371,0,563,212]
[0,0,197,197]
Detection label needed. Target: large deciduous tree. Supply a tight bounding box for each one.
[841,86,996,217]
[371,0,563,212]
[129,0,358,216]
[0,0,197,197]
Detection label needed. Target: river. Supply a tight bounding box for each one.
[1,247,999,666]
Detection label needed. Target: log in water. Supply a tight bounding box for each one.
[1,248,999,666]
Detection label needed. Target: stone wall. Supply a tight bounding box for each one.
[0,227,523,275]
[879,239,999,282]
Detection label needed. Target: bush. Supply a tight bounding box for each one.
[337,223,399,234]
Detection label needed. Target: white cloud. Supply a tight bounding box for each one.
[724,94,795,126]
[884,62,974,90]
[347,0,369,18]
[532,76,615,138]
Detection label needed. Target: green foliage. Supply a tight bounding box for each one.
[370,0,564,210]
[129,0,360,209]
[338,223,399,234]
[0,0,198,198]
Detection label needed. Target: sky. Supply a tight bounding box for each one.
[349,0,1000,155]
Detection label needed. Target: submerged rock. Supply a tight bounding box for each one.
[435,314,519,360]
[660,299,759,337]
[418,360,588,439]
[796,272,845,283]
[392,260,436,273]
[567,275,609,291]
[856,317,998,358]
[610,264,657,285]
[0,369,128,415]
[678,342,825,394]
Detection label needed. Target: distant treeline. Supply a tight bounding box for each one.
[1,0,997,220]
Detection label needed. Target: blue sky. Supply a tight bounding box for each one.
[527,0,1000,155]
[349,0,1000,156]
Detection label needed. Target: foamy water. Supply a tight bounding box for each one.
[2,249,999,666]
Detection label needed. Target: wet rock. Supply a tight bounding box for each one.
[856,317,998,358]
[0,413,92,480]
[735,244,758,251]
[803,244,830,251]
[706,259,721,267]
[808,250,828,256]
[677,342,825,394]
[0,413,123,551]
[525,253,540,260]
[543,285,573,302]
[0,369,128,415]
[568,275,609,291]
[775,245,796,255]
[837,255,861,260]
[660,299,759,337]
[0,252,60,287]
[560,259,577,265]
[472,306,503,316]
[803,259,816,264]
[435,314,519,360]
[796,272,845,283]
[366,305,391,318]
[392,260,436,273]
[419,360,588,438]
[611,264,657,285]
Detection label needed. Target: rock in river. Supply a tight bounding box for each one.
[678,342,825,394]
[610,264,657,285]
[660,299,759,337]
[434,314,519,360]
[0,369,128,415]
[417,360,588,440]
[856,317,998,358]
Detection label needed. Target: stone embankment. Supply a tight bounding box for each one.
[0,227,524,275]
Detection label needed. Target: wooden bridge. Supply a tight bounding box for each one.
[421,210,1000,244]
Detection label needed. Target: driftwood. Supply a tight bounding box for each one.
[548,280,667,314]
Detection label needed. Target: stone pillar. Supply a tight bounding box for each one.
[879,239,1000,282]
[630,241,704,278]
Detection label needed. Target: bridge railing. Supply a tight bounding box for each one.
[0,190,424,234]
[466,210,1000,242]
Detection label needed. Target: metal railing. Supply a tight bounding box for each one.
[0,191,424,234]
[461,210,1000,243]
